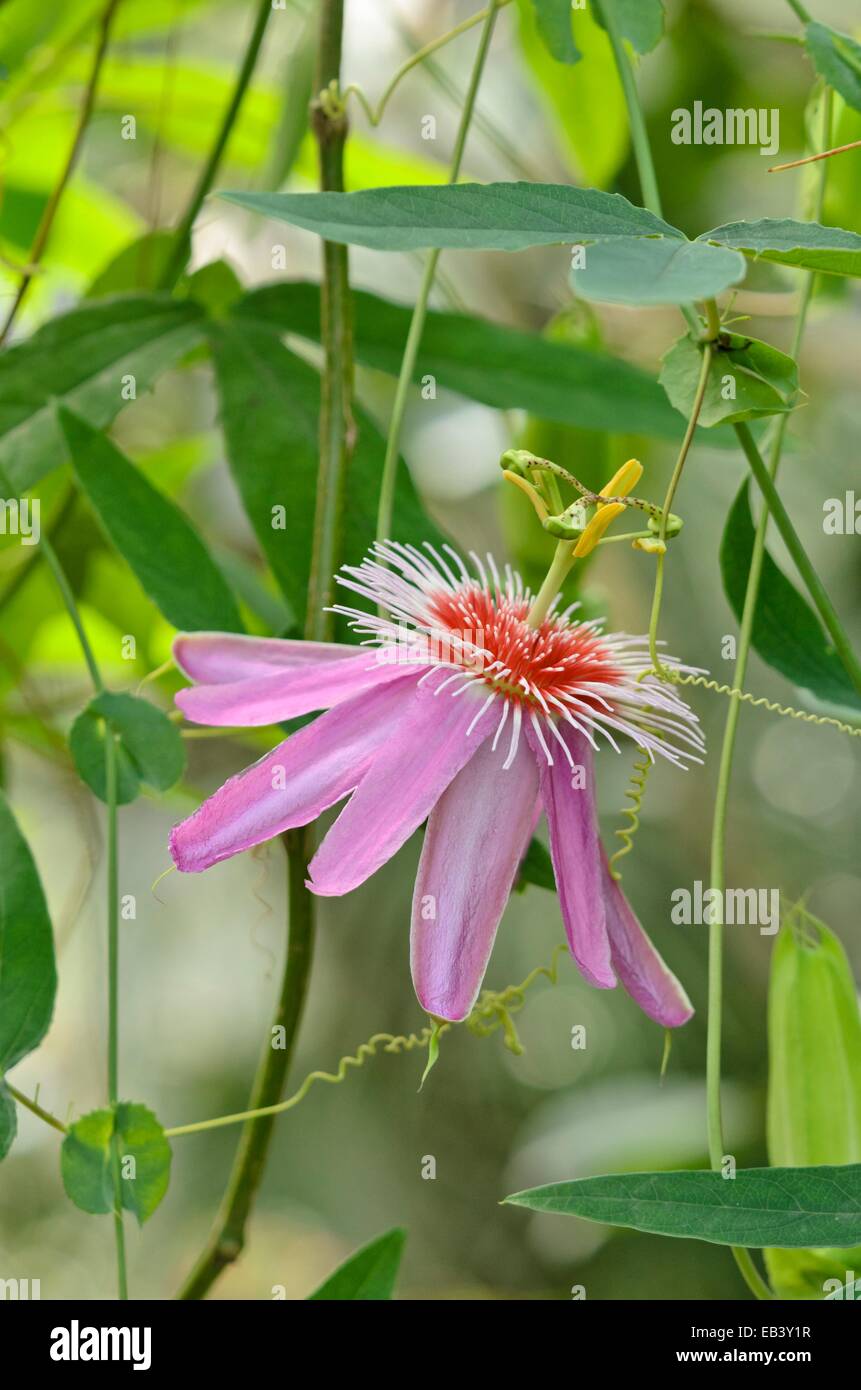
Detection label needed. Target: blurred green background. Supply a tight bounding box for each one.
[0,0,859,1299]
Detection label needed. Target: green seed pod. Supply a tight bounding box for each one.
[765,908,861,1298]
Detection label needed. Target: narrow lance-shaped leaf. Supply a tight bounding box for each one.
[61,1102,172,1224]
[700,217,861,278]
[805,22,861,116]
[219,180,682,251]
[529,0,581,63]
[594,0,665,55]
[504,1165,861,1248]
[0,792,57,1076]
[720,481,861,712]
[210,317,449,624]
[308,1228,406,1300]
[0,295,205,493]
[236,281,702,441]
[58,407,243,634]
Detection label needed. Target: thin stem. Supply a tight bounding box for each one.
[705,86,834,1305]
[158,0,274,289]
[0,0,121,345]
[105,731,128,1301]
[734,422,861,696]
[374,0,501,547]
[38,539,104,693]
[177,832,315,1298]
[595,0,661,217]
[784,0,812,22]
[770,138,861,173]
[345,1,512,128]
[648,343,713,671]
[177,0,353,1301]
[4,1083,68,1135]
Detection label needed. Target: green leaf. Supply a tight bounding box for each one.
[720,481,861,711]
[308,1228,406,1300]
[87,232,177,297]
[516,836,555,892]
[0,1084,16,1161]
[61,1102,171,1224]
[236,282,689,440]
[594,0,665,54]
[572,236,746,305]
[529,0,581,63]
[0,295,205,493]
[515,0,628,187]
[701,218,861,278]
[768,911,861,1168]
[504,1165,861,1247]
[219,181,681,251]
[660,332,799,427]
[805,22,861,115]
[210,318,448,621]
[0,791,57,1076]
[70,691,186,806]
[58,408,243,634]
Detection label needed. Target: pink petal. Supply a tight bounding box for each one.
[411,732,539,1022]
[169,673,419,872]
[601,853,694,1028]
[174,632,351,683]
[307,680,498,897]
[175,651,416,727]
[527,722,615,990]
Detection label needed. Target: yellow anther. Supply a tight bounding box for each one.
[572,502,626,557]
[601,457,643,500]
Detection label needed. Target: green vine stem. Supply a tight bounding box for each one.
[176,0,353,1302]
[784,0,812,22]
[0,0,121,345]
[158,0,274,290]
[374,0,501,547]
[344,0,512,129]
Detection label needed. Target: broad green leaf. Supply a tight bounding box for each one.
[236,282,689,440]
[594,0,665,54]
[529,0,581,63]
[516,836,555,892]
[219,181,681,251]
[308,1228,406,1300]
[0,791,57,1075]
[504,1165,861,1247]
[701,218,861,278]
[805,22,861,115]
[572,236,746,305]
[58,408,243,634]
[0,1084,16,1161]
[515,1,628,187]
[0,295,205,494]
[766,911,861,1299]
[87,232,177,297]
[209,318,448,622]
[61,1102,171,1224]
[184,260,243,318]
[720,481,861,711]
[70,692,186,806]
[660,332,799,427]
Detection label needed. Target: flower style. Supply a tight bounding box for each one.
[169,542,703,1027]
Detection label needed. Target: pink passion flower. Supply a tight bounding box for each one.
[169,542,702,1028]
